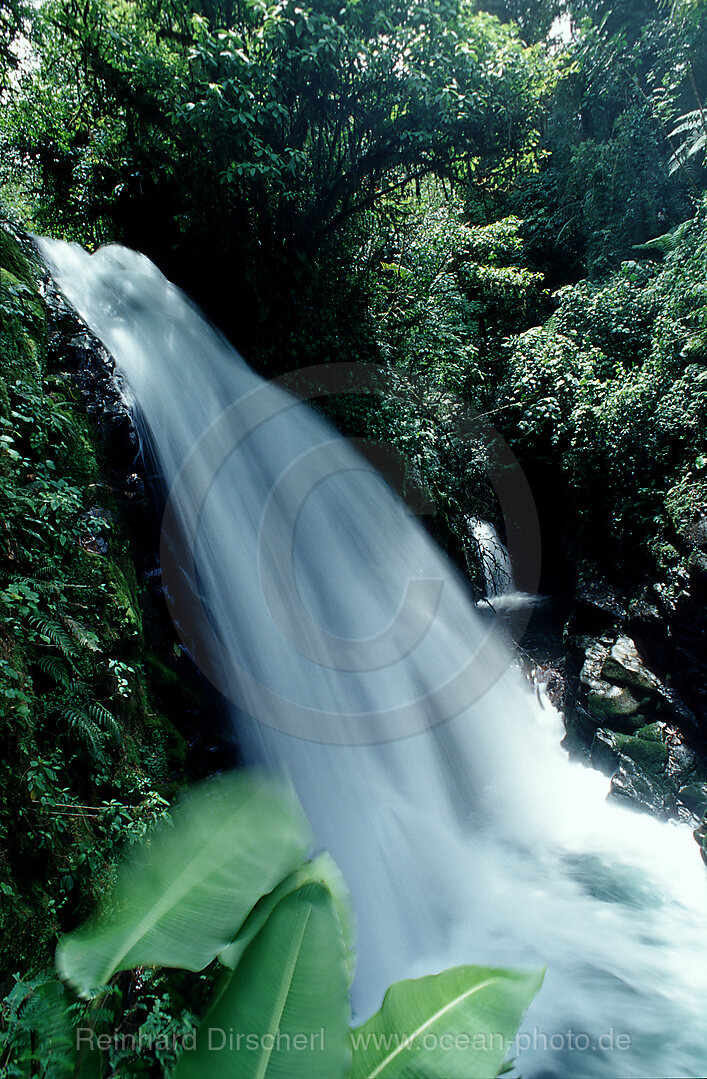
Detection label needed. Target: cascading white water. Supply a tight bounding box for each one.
[39,239,707,1078]
[468,517,515,597]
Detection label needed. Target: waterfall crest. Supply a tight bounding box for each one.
[39,238,707,1078]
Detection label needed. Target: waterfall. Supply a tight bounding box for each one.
[39,239,707,1079]
[468,517,515,597]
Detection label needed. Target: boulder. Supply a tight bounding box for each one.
[587,684,642,720]
[601,636,661,694]
[610,756,679,820]
[590,728,624,776]
[579,640,648,728]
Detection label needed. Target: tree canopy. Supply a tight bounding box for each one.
[5,0,552,359]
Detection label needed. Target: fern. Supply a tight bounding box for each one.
[88,702,121,743]
[669,108,707,174]
[34,565,57,581]
[1,976,75,1079]
[5,574,55,593]
[36,656,69,686]
[60,707,100,754]
[60,701,121,750]
[633,219,693,256]
[62,616,100,653]
[60,707,88,728]
[29,616,76,657]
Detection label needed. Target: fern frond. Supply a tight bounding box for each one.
[62,617,100,653]
[30,616,76,657]
[669,108,707,173]
[60,707,87,727]
[36,656,69,686]
[633,219,692,256]
[61,708,100,753]
[669,111,702,139]
[87,703,121,743]
[34,566,56,581]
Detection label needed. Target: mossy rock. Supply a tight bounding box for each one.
[621,732,669,775]
[0,226,38,289]
[0,253,47,383]
[632,721,664,742]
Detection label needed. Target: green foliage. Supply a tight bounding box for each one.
[0,0,26,84]
[4,0,554,366]
[507,0,707,280]
[504,203,707,574]
[350,965,544,1079]
[469,1,565,45]
[0,973,76,1079]
[174,883,351,1079]
[368,187,543,389]
[217,851,356,982]
[307,187,544,563]
[38,771,542,1079]
[0,223,186,983]
[56,772,314,998]
[669,106,707,174]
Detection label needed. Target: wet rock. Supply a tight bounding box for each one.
[571,577,626,628]
[44,283,137,473]
[590,728,624,776]
[610,756,679,820]
[579,640,647,728]
[680,782,707,819]
[81,507,110,554]
[601,636,661,694]
[587,683,643,721]
[533,664,566,710]
[124,472,145,500]
[565,586,707,825]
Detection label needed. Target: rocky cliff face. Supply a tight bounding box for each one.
[563,548,707,858]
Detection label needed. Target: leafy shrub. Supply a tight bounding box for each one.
[504,202,707,575]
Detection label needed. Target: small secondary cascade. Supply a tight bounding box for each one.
[468,517,515,597]
[40,239,707,1079]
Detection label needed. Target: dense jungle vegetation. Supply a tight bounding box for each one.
[2,0,707,1075]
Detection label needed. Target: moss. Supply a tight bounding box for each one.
[50,389,100,487]
[145,652,202,706]
[0,227,37,290]
[141,711,188,791]
[633,721,664,742]
[0,253,46,384]
[621,732,669,774]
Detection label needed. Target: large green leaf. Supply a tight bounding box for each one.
[350,964,544,1079]
[56,771,313,998]
[218,852,356,984]
[173,882,351,1079]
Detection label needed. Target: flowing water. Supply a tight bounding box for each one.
[39,239,707,1079]
[468,517,515,597]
